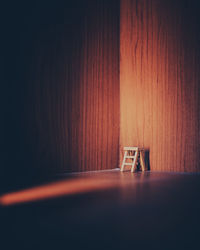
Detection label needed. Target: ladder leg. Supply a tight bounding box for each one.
[140,151,146,171]
[131,149,139,172]
[121,151,128,172]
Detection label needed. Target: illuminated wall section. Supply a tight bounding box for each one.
[120,0,200,172]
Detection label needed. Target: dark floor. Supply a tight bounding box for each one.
[1,169,200,250]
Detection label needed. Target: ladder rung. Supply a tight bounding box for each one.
[124,147,138,151]
[125,156,135,159]
[123,163,133,166]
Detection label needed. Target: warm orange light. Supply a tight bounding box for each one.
[0,177,118,206]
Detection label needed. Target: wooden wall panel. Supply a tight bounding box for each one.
[120,0,200,172]
[4,0,119,182]
[29,0,120,174]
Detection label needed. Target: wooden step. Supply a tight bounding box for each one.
[123,163,133,166]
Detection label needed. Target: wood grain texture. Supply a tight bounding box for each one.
[4,0,119,179]
[120,0,200,172]
[30,0,120,173]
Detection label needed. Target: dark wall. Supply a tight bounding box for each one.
[3,0,119,188]
[120,0,200,172]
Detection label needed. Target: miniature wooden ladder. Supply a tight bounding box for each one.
[121,147,146,172]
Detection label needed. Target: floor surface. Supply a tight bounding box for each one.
[0,169,200,250]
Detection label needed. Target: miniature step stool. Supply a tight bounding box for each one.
[121,147,146,172]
